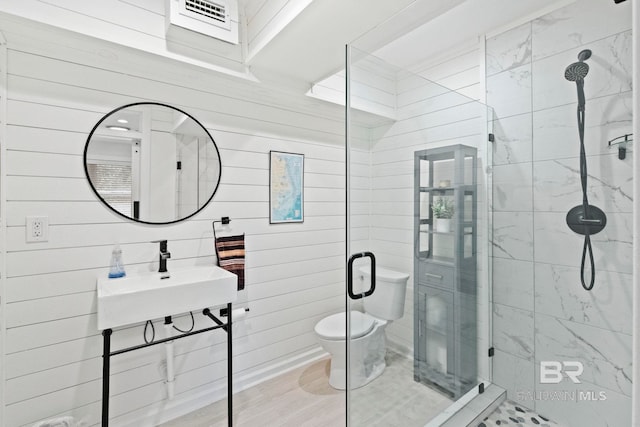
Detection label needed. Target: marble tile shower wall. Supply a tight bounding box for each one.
[486,1,632,426]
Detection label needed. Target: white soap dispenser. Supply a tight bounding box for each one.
[108,245,126,278]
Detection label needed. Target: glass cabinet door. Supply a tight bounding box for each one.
[416,286,455,390]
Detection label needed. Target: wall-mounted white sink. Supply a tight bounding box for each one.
[97,266,238,330]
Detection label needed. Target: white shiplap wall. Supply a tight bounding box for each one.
[414,46,483,101]
[0,17,347,427]
[0,29,8,427]
[0,0,251,79]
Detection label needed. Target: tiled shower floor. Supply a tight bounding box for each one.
[476,399,564,427]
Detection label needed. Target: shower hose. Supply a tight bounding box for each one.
[577,106,595,291]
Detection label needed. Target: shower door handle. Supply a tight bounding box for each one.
[347,252,376,300]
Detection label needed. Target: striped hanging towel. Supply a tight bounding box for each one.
[215,234,245,290]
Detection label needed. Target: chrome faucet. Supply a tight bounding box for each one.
[152,240,171,278]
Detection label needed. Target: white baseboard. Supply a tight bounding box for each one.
[113,347,328,427]
[387,339,412,358]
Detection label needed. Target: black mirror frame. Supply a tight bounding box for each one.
[83,102,222,225]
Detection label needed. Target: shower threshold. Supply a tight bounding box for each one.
[427,383,505,427]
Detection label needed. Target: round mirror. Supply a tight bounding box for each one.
[84,102,222,224]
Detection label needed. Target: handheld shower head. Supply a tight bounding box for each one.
[565,49,592,81]
[565,49,591,109]
[564,61,590,81]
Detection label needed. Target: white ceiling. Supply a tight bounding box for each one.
[245,0,568,89]
[370,0,568,72]
[246,0,466,85]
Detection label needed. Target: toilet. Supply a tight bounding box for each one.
[314,266,409,389]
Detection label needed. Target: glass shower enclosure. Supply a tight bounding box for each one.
[344,45,494,426]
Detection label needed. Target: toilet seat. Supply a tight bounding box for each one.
[314,311,375,340]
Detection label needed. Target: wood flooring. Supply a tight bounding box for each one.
[160,351,452,427]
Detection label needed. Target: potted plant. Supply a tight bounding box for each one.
[432,197,454,233]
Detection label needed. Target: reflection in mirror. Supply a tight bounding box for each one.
[84,103,221,224]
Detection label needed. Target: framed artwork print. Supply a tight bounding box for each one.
[269,151,304,223]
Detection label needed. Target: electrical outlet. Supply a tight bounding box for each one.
[26,216,49,242]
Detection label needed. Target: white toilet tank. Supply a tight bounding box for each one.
[360,266,409,320]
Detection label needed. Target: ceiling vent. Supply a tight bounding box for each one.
[166,0,239,44]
